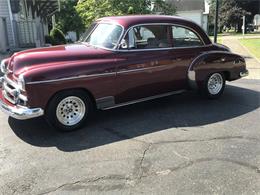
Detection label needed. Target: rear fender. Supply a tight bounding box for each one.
[188,51,246,89]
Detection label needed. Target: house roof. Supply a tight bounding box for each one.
[166,0,205,12]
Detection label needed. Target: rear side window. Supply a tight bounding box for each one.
[122,25,172,50]
[172,26,203,48]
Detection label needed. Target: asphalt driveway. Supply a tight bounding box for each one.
[0,79,260,194]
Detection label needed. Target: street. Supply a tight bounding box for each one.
[0,79,259,194]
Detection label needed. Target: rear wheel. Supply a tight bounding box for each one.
[200,72,226,99]
[46,90,93,132]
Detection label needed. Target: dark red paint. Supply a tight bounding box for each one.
[2,15,247,109]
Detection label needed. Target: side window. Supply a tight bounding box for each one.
[121,25,172,50]
[172,26,203,48]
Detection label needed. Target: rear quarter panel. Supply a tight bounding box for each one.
[188,51,246,89]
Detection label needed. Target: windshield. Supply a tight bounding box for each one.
[79,23,96,42]
[83,23,123,49]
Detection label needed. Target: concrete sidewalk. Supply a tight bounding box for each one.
[222,36,260,80]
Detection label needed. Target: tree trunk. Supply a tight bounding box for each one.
[237,21,242,33]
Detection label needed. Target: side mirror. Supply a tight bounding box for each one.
[120,39,128,49]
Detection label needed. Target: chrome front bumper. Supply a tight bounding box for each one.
[240,69,249,77]
[0,77,44,120]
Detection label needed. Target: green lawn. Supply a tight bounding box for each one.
[239,38,260,60]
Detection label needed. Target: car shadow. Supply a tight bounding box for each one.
[9,83,260,152]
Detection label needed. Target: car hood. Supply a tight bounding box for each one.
[7,43,113,77]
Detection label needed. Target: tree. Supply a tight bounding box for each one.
[237,0,260,31]
[209,0,249,32]
[55,0,85,37]
[76,0,176,27]
[209,0,260,33]
[220,0,248,32]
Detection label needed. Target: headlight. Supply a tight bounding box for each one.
[0,59,7,73]
[17,74,26,91]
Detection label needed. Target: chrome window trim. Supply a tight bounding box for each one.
[117,23,207,52]
[82,22,125,51]
[117,45,210,52]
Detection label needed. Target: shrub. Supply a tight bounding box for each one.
[50,28,66,45]
[45,35,54,45]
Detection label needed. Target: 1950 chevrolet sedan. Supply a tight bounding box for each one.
[0,15,248,131]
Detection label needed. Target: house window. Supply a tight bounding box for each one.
[172,26,203,48]
[19,0,28,20]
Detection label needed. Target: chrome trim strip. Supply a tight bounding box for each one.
[28,63,179,85]
[101,90,186,110]
[27,72,116,85]
[188,70,196,82]
[27,64,174,84]
[118,65,164,74]
[187,70,197,90]
[118,45,210,52]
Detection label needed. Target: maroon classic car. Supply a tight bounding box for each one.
[0,15,248,131]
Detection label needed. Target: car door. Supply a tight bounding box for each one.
[115,24,183,104]
[167,25,210,87]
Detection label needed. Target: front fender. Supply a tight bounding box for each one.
[188,51,246,89]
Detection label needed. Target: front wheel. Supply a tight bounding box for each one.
[46,90,93,132]
[200,72,226,99]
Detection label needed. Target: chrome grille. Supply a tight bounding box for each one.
[2,76,27,105]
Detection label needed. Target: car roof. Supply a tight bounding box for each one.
[98,15,192,28]
[97,15,212,45]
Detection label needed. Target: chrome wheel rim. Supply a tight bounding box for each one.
[56,96,86,126]
[207,73,223,95]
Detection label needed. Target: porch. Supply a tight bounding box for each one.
[7,0,59,51]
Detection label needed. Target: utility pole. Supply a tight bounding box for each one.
[242,15,246,36]
[214,0,219,43]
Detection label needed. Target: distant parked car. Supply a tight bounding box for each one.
[246,24,255,32]
[0,15,248,131]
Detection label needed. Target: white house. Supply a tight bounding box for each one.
[166,0,209,33]
[0,0,59,53]
[254,14,260,30]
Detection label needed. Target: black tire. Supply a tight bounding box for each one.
[45,90,93,132]
[200,72,226,99]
